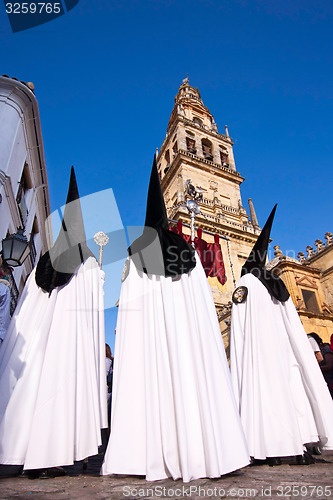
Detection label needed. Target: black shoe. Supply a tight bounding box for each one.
[267,457,282,466]
[249,457,266,466]
[295,452,315,465]
[39,467,67,478]
[23,469,43,479]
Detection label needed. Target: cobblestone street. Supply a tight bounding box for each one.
[1,451,333,499]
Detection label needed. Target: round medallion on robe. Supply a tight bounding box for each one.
[232,286,248,304]
[121,260,130,283]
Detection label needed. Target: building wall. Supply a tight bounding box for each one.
[268,239,333,343]
[0,76,51,302]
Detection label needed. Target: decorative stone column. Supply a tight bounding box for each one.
[306,245,315,259]
[297,252,306,264]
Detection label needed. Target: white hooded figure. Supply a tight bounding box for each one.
[0,167,107,473]
[101,158,250,482]
[230,205,333,464]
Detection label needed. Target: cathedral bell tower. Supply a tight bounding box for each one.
[157,78,260,337]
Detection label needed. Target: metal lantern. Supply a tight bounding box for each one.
[1,228,31,267]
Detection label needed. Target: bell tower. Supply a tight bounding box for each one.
[157,78,260,335]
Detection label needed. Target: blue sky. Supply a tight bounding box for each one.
[1,0,332,349]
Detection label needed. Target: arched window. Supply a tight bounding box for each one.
[201,139,213,161]
[219,146,229,167]
[165,149,170,165]
[172,141,178,156]
[16,163,32,227]
[193,117,203,127]
[186,137,196,154]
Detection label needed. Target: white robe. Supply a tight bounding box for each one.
[101,254,250,482]
[230,273,333,460]
[0,257,108,470]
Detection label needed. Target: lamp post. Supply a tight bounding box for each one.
[1,228,31,267]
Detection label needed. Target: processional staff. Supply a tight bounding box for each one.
[93,231,109,269]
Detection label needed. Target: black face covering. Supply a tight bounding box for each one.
[128,157,196,277]
[35,166,94,294]
[241,204,290,302]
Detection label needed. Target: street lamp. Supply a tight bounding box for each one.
[1,227,31,267]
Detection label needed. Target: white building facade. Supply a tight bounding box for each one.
[0,75,51,310]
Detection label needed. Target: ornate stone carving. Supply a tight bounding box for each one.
[295,274,317,289]
[306,245,315,259]
[209,180,218,191]
[217,302,232,321]
[297,252,306,264]
[314,239,324,253]
[211,119,218,132]
[177,103,185,116]
[325,232,333,245]
[273,245,283,257]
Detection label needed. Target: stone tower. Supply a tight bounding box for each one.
[157,78,260,336]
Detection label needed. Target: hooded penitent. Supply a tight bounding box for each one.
[101,157,250,482]
[230,205,333,461]
[0,167,107,471]
[35,166,94,294]
[129,156,196,277]
[241,204,289,302]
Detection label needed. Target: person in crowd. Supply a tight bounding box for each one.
[230,205,333,466]
[105,343,113,417]
[307,332,324,364]
[319,341,333,399]
[306,333,333,397]
[101,157,250,482]
[0,266,10,347]
[0,167,107,477]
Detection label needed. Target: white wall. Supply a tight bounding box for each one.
[0,76,51,301]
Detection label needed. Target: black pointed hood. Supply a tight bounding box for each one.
[35,166,94,294]
[241,204,290,302]
[129,157,196,276]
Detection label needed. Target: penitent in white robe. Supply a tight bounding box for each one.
[230,273,333,460]
[0,257,108,470]
[101,253,250,482]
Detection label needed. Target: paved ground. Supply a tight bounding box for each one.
[0,451,332,499]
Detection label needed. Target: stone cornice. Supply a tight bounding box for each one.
[306,242,333,265]
[161,150,244,189]
[298,309,333,321]
[269,258,321,276]
[322,265,333,278]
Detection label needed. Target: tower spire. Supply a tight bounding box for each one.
[248,198,260,231]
